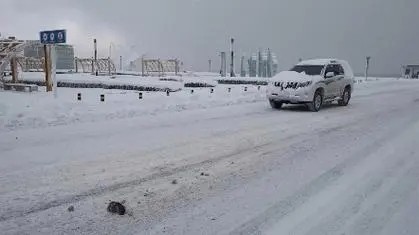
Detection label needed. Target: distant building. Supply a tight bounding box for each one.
[24,41,75,71]
[403,65,419,79]
[250,49,278,78]
[248,54,257,77]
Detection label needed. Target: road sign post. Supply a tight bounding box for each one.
[40,29,66,97]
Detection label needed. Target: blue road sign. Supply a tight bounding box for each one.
[39,29,66,44]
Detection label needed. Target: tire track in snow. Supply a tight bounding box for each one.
[0,111,382,223]
[230,108,418,235]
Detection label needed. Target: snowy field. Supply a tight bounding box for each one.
[0,72,265,131]
[1,75,419,234]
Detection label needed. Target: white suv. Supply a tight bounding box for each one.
[267,59,355,112]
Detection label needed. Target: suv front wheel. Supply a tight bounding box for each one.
[269,100,283,109]
[307,90,323,112]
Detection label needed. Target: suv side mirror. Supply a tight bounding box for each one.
[325,71,334,78]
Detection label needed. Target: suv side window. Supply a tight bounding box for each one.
[337,64,345,75]
[325,64,339,77]
[325,65,335,76]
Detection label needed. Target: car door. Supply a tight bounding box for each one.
[323,64,339,98]
[334,64,346,96]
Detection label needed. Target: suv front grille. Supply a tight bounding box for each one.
[274,81,299,89]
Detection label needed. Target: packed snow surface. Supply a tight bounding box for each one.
[1,75,419,235]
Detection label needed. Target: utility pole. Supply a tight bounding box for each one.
[141,55,145,76]
[93,38,98,76]
[43,45,52,91]
[365,56,371,81]
[119,56,122,71]
[109,43,112,59]
[230,38,235,77]
[208,59,212,72]
[258,49,262,77]
[108,57,111,75]
[10,57,18,83]
[220,52,226,77]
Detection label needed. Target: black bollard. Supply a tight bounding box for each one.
[166,90,170,96]
[210,88,214,93]
[228,88,231,93]
[77,93,81,101]
[258,86,261,90]
[139,92,143,99]
[191,89,194,94]
[244,87,247,92]
[100,94,105,102]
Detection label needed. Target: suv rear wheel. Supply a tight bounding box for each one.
[308,90,323,112]
[338,87,351,106]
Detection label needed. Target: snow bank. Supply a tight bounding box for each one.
[0,84,267,131]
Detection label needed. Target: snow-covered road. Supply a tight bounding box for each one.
[1,79,419,234]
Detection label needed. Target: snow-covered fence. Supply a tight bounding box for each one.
[217,79,268,86]
[184,82,215,88]
[159,78,182,82]
[4,79,180,92]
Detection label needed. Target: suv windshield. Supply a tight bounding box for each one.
[290,65,324,75]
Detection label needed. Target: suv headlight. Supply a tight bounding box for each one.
[298,81,312,88]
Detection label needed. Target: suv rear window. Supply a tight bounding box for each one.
[290,65,324,75]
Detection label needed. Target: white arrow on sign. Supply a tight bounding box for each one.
[50,33,55,41]
[57,32,63,41]
[43,33,48,42]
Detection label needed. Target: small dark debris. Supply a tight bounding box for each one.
[201,172,210,176]
[107,201,126,215]
[171,179,178,184]
[201,172,205,176]
[144,190,152,197]
[231,161,234,164]
[67,205,74,212]
[15,137,18,140]
[211,218,216,221]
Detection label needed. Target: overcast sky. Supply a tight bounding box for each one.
[1,0,418,75]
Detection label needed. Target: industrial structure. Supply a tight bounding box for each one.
[402,65,419,79]
[0,37,40,81]
[128,57,181,76]
[246,49,278,78]
[74,57,116,75]
[218,44,278,78]
[23,41,75,71]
